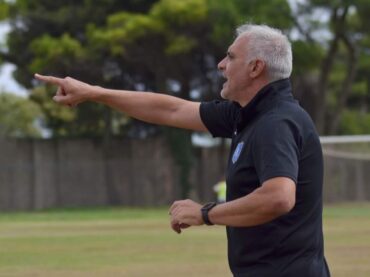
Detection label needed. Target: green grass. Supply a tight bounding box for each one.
[324,203,370,277]
[0,203,369,276]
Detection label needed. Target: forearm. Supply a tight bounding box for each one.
[91,86,200,129]
[208,184,294,227]
[208,194,276,227]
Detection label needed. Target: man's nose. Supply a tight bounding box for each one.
[218,57,226,71]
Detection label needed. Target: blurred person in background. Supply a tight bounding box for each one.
[213,177,226,203]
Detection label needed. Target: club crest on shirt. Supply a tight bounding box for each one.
[232,142,244,164]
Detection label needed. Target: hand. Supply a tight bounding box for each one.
[169,199,203,234]
[34,73,96,107]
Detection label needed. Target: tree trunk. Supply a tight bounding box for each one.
[314,6,348,134]
[328,33,358,134]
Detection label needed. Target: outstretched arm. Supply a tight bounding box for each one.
[34,74,207,132]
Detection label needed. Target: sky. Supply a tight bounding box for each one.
[0,22,28,97]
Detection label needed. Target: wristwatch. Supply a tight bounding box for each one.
[201,202,217,225]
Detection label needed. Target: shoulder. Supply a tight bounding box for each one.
[254,101,319,151]
[261,100,315,131]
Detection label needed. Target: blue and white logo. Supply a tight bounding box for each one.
[232,142,244,164]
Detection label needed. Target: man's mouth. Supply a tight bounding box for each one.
[222,76,228,86]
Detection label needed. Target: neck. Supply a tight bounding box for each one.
[238,79,270,107]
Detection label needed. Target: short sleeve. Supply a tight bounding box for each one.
[252,118,300,184]
[200,100,240,138]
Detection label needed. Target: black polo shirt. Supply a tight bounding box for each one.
[200,79,330,277]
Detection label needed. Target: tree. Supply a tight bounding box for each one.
[2,0,159,138]
[291,0,370,134]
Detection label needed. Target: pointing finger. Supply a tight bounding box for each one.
[34,73,64,86]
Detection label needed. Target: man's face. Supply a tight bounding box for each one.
[218,35,251,102]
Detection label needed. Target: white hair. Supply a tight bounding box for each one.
[236,24,292,82]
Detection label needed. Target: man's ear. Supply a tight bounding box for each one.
[249,59,266,78]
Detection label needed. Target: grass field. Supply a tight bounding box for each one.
[0,203,369,277]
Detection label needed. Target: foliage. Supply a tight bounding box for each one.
[2,0,370,136]
[291,40,323,74]
[29,34,85,74]
[3,0,159,137]
[29,86,76,137]
[339,110,370,135]
[0,0,8,20]
[3,0,294,137]
[0,93,42,137]
[290,0,370,134]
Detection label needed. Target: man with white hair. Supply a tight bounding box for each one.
[35,23,330,276]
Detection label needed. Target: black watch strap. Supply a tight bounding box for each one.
[201,202,217,225]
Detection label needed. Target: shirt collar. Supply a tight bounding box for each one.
[234,78,293,132]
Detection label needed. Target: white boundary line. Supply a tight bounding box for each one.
[320,135,370,160]
[320,135,370,144]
